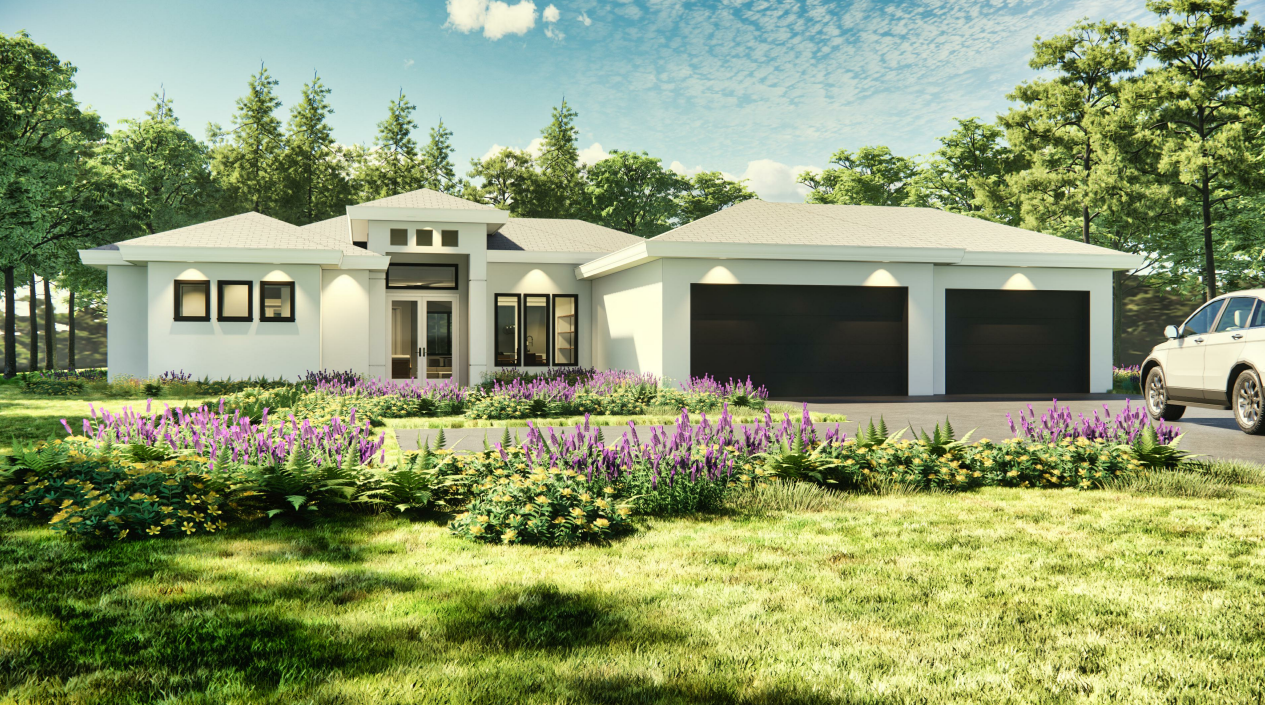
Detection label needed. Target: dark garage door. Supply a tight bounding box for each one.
[945,289,1089,395]
[690,284,907,398]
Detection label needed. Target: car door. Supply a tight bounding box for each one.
[1165,299,1225,399]
[1201,297,1259,403]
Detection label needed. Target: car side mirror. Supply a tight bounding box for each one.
[1164,325,1180,339]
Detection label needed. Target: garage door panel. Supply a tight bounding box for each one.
[946,289,1089,394]
[691,284,908,397]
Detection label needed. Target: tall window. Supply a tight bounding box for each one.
[217,281,253,322]
[174,280,210,321]
[495,294,520,366]
[553,294,578,366]
[523,295,549,366]
[260,281,295,322]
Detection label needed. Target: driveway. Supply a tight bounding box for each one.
[396,394,1264,463]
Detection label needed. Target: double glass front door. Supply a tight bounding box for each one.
[390,297,457,380]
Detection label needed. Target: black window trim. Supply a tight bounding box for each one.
[522,293,551,368]
[216,280,254,322]
[259,280,296,322]
[495,293,521,367]
[173,279,211,322]
[552,294,579,367]
[386,263,459,290]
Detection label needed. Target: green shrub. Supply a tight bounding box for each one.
[465,395,538,420]
[448,464,632,546]
[598,389,646,416]
[0,439,253,540]
[614,462,733,515]
[84,376,148,398]
[652,388,687,410]
[682,392,722,412]
[21,378,85,396]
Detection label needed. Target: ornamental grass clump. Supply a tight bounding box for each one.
[0,439,254,540]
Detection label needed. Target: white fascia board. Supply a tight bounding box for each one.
[346,206,509,233]
[575,241,965,279]
[957,251,1146,270]
[117,245,342,266]
[338,253,392,270]
[79,248,128,269]
[488,250,603,265]
[575,241,654,280]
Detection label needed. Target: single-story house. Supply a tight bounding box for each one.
[80,188,1142,397]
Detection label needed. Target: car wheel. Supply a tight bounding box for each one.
[1145,367,1185,422]
[1232,368,1265,435]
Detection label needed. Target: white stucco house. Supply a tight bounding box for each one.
[80,188,1142,397]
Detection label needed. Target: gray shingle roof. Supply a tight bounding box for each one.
[489,218,645,253]
[117,212,367,255]
[356,188,496,210]
[652,200,1124,256]
[300,215,351,243]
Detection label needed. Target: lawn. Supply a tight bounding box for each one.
[2,482,1264,704]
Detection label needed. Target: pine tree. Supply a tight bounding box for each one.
[531,99,582,218]
[281,72,353,224]
[356,92,423,201]
[419,119,463,195]
[208,64,285,217]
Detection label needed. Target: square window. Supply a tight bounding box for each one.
[441,230,458,247]
[416,228,434,246]
[217,281,253,321]
[260,281,295,322]
[390,228,408,246]
[387,264,458,289]
[174,280,210,321]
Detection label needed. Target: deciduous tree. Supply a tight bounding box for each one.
[798,146,921,206]
[585,150,688,236]
[677,171,755,223]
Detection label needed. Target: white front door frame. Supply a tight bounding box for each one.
[386,291,461,382]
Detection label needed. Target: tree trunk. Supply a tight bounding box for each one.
[43,277,54,370]
[28,274,38,373]
[1201,167,1216,301]
[68,291,76,372]
[3,267,15,378]
[1082,204,1091,245]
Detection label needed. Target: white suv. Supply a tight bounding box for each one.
[1142,289,1265,434]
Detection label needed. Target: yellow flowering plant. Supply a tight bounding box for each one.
[448,465,631,546]
[0,439,251,540]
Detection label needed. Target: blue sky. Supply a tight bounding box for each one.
[6,0,1262,201]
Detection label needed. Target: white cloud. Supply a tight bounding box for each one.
[578,142,609,165]
[738,160,817,203]
[480,143,508,161]
[525,137,546,157]
[576,11,591,26]
[403,58,415,69]
[545,25,565,40]
[543,4,560,22]
[446,0,538,40]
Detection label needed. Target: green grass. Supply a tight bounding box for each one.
[3,476,1265,704]
[380,402,846,430]
[0,386,208,456]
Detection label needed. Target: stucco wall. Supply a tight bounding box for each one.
[146,262,321,379]
[592,260,664,379]
[320,269,370,374]
[106,265,148,380]
[657,259,935,393]
[486,262,593,375]
[931,265,1114,393]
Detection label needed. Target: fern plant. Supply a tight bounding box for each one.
[755,423,841,484]
[1129,426,1191,470]
[915,418,974,458]
[855,417,908,449]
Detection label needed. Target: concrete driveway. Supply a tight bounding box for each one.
[396,394,1265,464]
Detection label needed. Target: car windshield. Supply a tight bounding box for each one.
[1182,299,1225,336]
[1215,298,1258,332]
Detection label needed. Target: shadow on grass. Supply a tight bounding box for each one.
[566,674,875,705]
[437,582,680,652]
